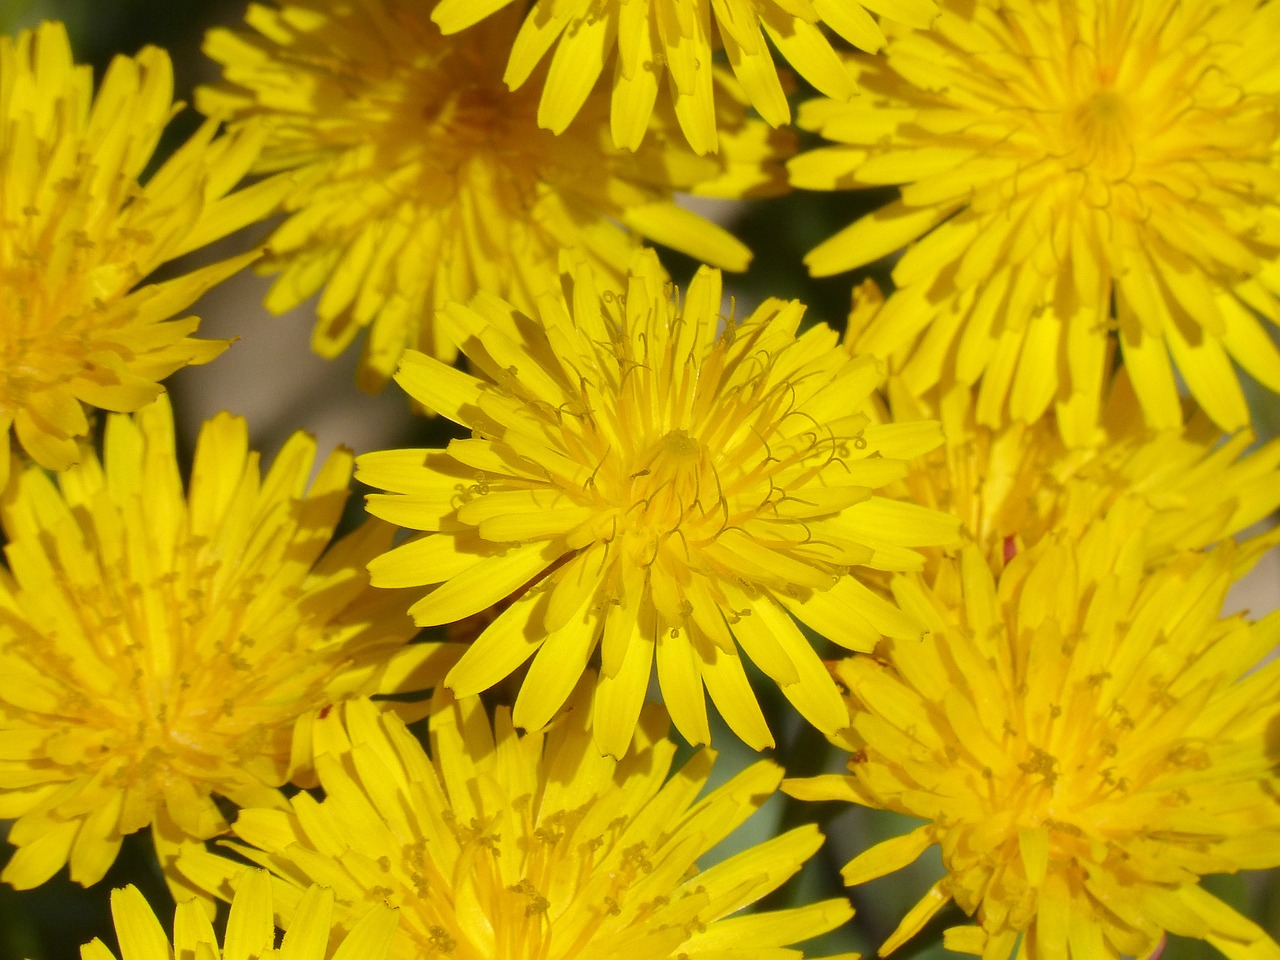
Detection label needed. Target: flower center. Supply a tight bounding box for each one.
[3,521,335,817]
[613,429,725,565]
[0,232,142,415]
[1068,86,1136,180]
[429,85,509,148]
[389,799,681,960]
[366,50,556,207]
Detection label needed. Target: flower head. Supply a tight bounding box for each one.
[431,0,938,155]
[847,285,1280,576]
[82,871,398,960]
[793,0,1280,438]
[893,378,1280,579]
[845,284,1280,575]
[356,251,958,755]
[199,0,789,390]
[178,685,854,960]
[0,21,284,489]
[786,520,1280,960]
[0,396,449,892]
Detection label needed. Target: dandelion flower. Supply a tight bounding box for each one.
[199,0,789,391]
[786,521,1280,960]
[83,870,398,960]
[356,251,958,755]
[793,0,1280,437]
[431,0,938,155]
[0,21,285,490]
[845,282,1280,575]
[0,396,451,892]
[897,381,1280,579]
[178,684,856,960]
[855,383,1280,583]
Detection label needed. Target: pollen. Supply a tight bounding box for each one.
[661,429,702,461]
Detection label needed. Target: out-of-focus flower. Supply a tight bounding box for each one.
[356,251,957,755]
[787,520,1280,960]
[178,685,857,960]
[80,870,398,960]
[199,0,790,390]
[432,0,938,154]
[0,396,450,893]
[846,280,1280,580]
[895,378,1280,578]
[0,21,283,489]
[794,0,1280,439]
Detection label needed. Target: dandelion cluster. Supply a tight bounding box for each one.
[3,2,1280,960]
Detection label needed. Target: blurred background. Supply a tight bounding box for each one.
[0,1,1276,958]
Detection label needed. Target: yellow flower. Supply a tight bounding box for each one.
[845,279,1280,574]
[793,0,1280,438]
[0,21,284,490]
[786,521,1280,960]
[198,0,789,391]
[846,284,1280,577]
[431,0,938,155]
[894,378,1280,579]
[355,251,959,755]
[177,686,856,960]
[0,396,450,893]
[82,870,398,960]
